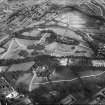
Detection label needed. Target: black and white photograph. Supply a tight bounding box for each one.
[0,0,105,104]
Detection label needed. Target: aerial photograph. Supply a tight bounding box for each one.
[0,0,105,104]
